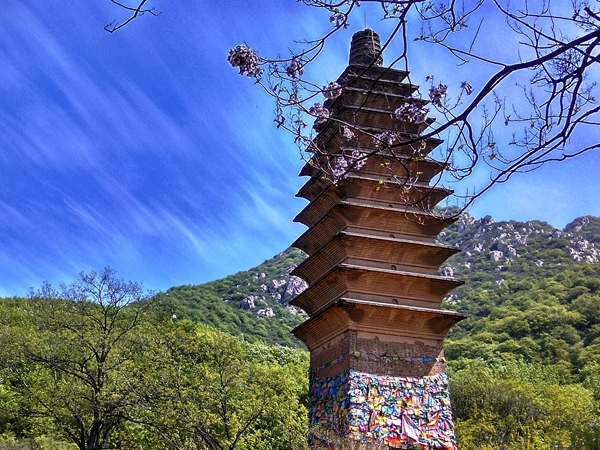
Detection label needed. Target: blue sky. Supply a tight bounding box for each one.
[1,1,599,297]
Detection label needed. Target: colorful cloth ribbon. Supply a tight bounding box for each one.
[308,370,457,450]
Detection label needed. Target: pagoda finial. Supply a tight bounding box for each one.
[349,29,383,66]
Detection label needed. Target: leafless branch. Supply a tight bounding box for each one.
[104,0,160,33]
[227,0,600,217]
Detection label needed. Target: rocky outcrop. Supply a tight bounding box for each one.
[489,250,503,261]
[281,276,308,305]
[497,241,517,258]
[270,279,286,291]
[214,214,600,333]
[568,239,600,263]
[564,216,591,233]
[286,305,301,315]
[441,267,454,277]
[458,214,477,233]
[514,235,528,247]
[241,296,256,310]
[257,308,275,317]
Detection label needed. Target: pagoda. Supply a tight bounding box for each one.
[290,30,464,449]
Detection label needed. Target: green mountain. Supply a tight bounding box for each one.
[152,247,308,347]
[439,214,600,371]
[155,214,600,367]
[3,214,600,450]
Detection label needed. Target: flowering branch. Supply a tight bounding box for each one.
[99,0,600,217]
[227,0,600,215]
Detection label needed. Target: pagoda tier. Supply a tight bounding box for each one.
[290,264,462,316]
[298,152,446,196]
[318,67,425,133]
[317,105,434,135]
[292,29,463,450]
[294,176,451,229]
[291,231,460,281]
[293,299,464,356]
[292,201,455,255]
[310,128,444,161]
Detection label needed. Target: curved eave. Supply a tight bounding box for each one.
[293,176,452,228]
[292,299,465,350]
[314,109,434,138]
[297,153,445,197]
[307,126,443,167]
[337,64,411,88]
[323,87,428,120]
[291,231,460,285]
[289,263,463,317]
[297,171,452,205]
[292,202,456,255]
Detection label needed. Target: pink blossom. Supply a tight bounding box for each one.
[351,150,367,170]
[227,45,263,78]
[286,58,304,79]
[429,83,448,107]
[395,102,429,124]
[330,12,348,28]
[331,150,367,180]
[309,103,330,125]
[373,131,398,147]
[342,126,355,140]
[460,81,473,95]
[323,82,343,99]
[332,156,349,179]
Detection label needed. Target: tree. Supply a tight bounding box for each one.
[449,363,598,449]
[136,321,308,450]
[224,0,600,213]
[0,268,155,450]
[237,0,600,206]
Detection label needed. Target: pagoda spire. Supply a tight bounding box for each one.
[291,30,464,450]
[349,28,383,66]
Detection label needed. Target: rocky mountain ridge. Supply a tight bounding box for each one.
[439,214,600,300]
[156,213,600,348]
[450,214,600,264]
[239,263,308,317]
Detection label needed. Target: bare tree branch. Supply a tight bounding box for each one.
[104,0,160,33]
[227,0,600,217]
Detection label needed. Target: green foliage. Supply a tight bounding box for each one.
[0,268,155,450]
[4,214,600,448]
[0,435,78,450]
[151,248,307,347]
[0,287,309,450]
[450,365,597,449]
[437,213,600,448]
[445,263,600,371]
[134,320,308,450]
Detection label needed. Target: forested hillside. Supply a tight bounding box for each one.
[437,214,600,448]
[441,215,600,371]
[145,212,600,449]
[2,214,600,449]
[0,270,309,450]
[151,213,600,360]
[151,247,308,347]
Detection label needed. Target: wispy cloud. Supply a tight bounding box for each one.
[0,1,598,297]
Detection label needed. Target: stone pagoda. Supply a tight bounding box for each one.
[290,30,464,449]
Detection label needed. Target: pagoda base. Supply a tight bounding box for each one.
[308,370,457,450]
